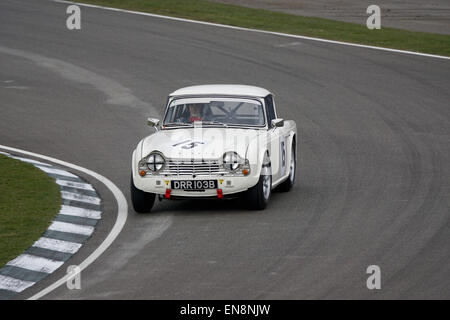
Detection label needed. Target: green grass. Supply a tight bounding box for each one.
[78,0,450,57]
[0,155,61,268]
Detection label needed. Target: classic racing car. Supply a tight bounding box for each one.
[131,85,297,212]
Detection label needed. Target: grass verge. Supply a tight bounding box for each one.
[77,0,450,57]
[0,155,61,268]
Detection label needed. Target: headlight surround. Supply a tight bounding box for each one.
[147,153,165,172]
[139,152,165,175]
[222,151,243,172]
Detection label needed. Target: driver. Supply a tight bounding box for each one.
[187,103,204,122]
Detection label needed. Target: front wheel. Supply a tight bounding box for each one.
[246,161,272,210]
[130,174,155,213]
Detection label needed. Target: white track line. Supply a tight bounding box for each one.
[48,221,94,236]
[7,255,64,274]
[33,237,82,254]
[0,144,128,300]
[53,0,450,61]
[56,179,95,191]
[60,205,101,220]
[61,191,101,205]
[0,275,35,293]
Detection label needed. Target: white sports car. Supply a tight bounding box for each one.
[131,85,297,212]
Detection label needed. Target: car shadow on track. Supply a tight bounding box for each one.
[143,188,293,216]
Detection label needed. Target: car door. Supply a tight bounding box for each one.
[264,95,286,183]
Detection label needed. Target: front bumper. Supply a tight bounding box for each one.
[132,173,258,198]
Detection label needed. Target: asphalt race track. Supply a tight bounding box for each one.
[1,0,449,299]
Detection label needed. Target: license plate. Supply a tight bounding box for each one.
[171,180,217,190]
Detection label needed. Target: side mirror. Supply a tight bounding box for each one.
[271,118,284,128]
[147,117,160,128]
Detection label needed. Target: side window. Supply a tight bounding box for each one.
[264,95,276,127]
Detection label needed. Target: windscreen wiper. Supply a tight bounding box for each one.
[163,122,193,127]
[200,121,228,127]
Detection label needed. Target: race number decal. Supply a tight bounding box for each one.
[172,140,205,149]
[280,137,286,176]
[181,141,204,149]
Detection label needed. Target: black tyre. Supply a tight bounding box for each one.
[130,174,155,213]
[246,159,272,210]
[279,145,296,192]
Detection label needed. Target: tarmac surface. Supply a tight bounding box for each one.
[0,0,449,299]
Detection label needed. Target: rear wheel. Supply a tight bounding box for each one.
[246,155,272,210]
[130,174,155,213]
[279,145,296,192]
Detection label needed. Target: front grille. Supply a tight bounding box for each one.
[161,160,226,176]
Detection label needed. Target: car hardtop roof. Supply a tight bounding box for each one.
[169,84,272,98]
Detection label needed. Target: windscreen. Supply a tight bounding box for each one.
[163,97,265,127]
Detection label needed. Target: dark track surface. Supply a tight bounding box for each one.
[1,0,449,299]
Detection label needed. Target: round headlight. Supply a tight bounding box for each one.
[147,153,165,172]
[222,152,242,172]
